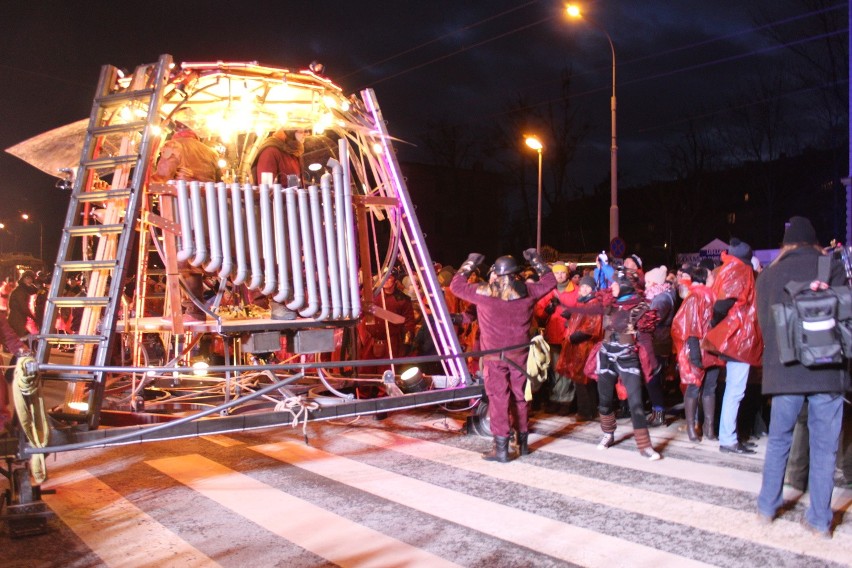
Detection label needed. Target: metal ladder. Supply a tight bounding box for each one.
[34,54,173,428]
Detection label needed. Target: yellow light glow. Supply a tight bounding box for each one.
[68,401,89,412]
[21,213,30,220]
[339,99,351,112]
[192,361,209,376]
[322,95,338,109]
[217,158,228,168]
[525,136,543,151]
[566,4,582,18]
[150,124,162,137]
[372,142,384,155]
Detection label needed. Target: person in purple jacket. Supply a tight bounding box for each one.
[450,248,556,462]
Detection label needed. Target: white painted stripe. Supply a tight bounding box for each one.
[44,470,216,568]
[146,454,459,568]
[200,434,244,447]
[250,441,713,568]
[346,429,852,564]
[529,418,852,514]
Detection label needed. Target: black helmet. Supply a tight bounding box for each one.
[493,255,520,276]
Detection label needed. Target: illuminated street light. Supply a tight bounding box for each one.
[524,135,544,251]
[20,212,44,261]
[566,4,619,243]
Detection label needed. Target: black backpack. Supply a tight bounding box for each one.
[771,255,852,367]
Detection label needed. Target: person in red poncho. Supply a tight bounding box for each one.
[701,238,763,455]
[672,265,722,442]
[556,275,603,421]
[450,249,555,462]
[533,262,578,414]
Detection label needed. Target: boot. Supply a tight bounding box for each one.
[482,436,511,463]
[518,432,530,456]
[684,396,701,443]
[182,273,206,321]
[702,395,717,441]
[648,408,665,428]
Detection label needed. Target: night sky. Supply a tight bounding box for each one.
[0,0,847,259]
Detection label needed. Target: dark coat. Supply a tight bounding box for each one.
[755,246,851,395]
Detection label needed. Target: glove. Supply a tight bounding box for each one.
[458,252,485,278]
[523,248,550,276]
[569,331,591,344]
[687,336,703,369]
[544,296,559,316]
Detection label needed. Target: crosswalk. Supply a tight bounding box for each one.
[28,412,852,567]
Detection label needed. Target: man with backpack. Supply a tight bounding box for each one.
[755,216,850,538]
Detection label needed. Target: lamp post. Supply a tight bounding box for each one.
[567,4,618,242]
[524,135,544,251]
[21,213,44,261]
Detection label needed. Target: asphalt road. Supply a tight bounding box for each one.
[1,404,850,568]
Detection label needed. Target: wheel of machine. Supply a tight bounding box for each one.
[467,397,491,437]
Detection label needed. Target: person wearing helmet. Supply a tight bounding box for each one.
[450,248,556,462]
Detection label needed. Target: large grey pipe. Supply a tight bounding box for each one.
[176,180,195,263]
[231,182,248,285]
[320,172,342,319]
[244,184,263,290]
[216,182,233,279]
[284,186,305,311]
[272,183,291,303]
[204,181,223,273]
[340,138,361,318]
[308,184,330,321]
[259,183,277,295]
[190,181,208,267]
[329,159,350,317]
[297,188,319,318]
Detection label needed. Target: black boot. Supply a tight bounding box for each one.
[702,395,717,441]
[684,396,701,443]
[648,409,665,428]
[518,432,529,456]
[482,436,511,463]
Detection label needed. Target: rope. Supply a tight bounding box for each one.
[273,396,320,443]
[12,356,49,484]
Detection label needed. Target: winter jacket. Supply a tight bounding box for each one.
[671,284,720,386]
[756,246,851,395]
[8,282,37,338]
[702,252,763,365]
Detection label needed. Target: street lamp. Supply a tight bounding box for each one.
[524,135,544,251]
[21,212,44,261]
[566,4,619,242]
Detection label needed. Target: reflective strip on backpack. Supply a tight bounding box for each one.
[802,318,836,331]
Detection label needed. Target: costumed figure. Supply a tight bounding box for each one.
[565,268,662,460]
[450,249,556,462]
[8,271,39,339]
[357,268,416,376]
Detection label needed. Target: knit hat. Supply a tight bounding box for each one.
[782,216,818,246]
[551,262,568,273]
[579,275,597,291]
[728,238,753,264]
[644,266,668,286]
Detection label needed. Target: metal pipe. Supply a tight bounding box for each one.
[284,186,305,311]
[244,183,263,290]
[231,182,248,285]
[259,183,277,295]
[308,184,330,321]
[190,181,208,267]
[297,188,319,317]
[321,172,342,319]
[217,182,233,279]
[204,181,223,273]
[329,159,350,317]
[176,180,195,262]
[340,138,361,318]
[272,183,291,303]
